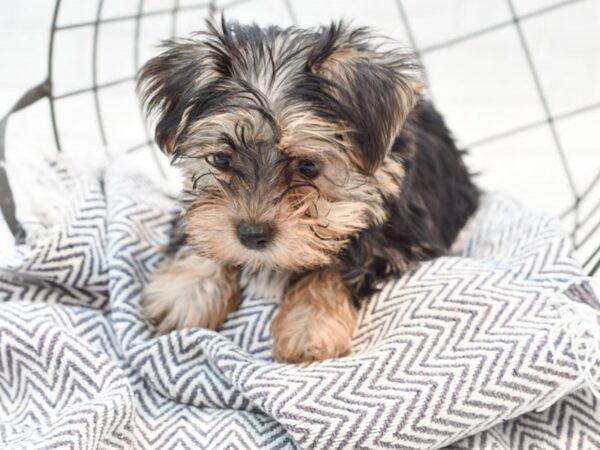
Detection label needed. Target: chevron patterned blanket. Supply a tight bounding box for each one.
[1,166,600,450]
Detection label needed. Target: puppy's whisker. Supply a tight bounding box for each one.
[316,203,333,222]
[214,177,234,196]
[309,225,336,241]
[218,134,239,151]
[272,182,320,205]
[230,167,246,181]
[181,189,196,198]
[191,171,215,190]
[322,173,351,189]
[275,155,297,167]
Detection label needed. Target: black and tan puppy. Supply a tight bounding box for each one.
[137,19,478,363]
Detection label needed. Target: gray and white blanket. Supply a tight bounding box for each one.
[1,166,599,449]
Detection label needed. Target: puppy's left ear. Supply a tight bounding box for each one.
[137,39,219,155]
[308,23,423,174]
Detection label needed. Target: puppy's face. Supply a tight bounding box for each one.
[138,21,421,272]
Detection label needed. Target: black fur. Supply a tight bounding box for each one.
[340,101,479,305]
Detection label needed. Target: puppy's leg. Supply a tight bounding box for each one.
[142,247,239,333]
[271,270,357,363]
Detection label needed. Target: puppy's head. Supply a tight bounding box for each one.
[137,19,422,272]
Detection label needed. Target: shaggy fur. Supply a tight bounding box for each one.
[138,19,479,362]
[143,247,240,333]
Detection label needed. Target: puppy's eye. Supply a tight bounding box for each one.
[208,152,232,171]
[297,159,319,179]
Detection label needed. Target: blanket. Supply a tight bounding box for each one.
[1,165,599,449]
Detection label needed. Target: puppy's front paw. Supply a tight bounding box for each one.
[271,305,355,363]
[270,270,357,363]
[142,249,239,334]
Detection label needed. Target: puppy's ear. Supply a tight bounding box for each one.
[137,17,236,155]
[308,22,423,174]
[137,40,212,154]
[137,36,229,155]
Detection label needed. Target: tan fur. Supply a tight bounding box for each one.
[270,270,357,363]
[142,248,239,333]
[377,156,405,197]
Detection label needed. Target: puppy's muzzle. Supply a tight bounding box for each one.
[236,222,273,250]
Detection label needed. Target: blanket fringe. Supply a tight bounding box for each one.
[538,278,600,411]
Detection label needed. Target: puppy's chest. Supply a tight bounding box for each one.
[239,267,292,301]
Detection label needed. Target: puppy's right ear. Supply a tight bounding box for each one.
[137,39,220,155]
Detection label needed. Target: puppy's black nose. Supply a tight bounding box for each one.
[236,222,273,250]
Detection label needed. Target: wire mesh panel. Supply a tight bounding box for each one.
[2,0,599,274]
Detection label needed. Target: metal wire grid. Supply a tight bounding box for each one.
[1,0,598,275]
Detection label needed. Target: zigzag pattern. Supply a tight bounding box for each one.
[0,303,134,449]
[448,387,600,450]
[0,167,599,449]
[0,166,109,309]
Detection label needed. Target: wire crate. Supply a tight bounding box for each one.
[0,0,598,275]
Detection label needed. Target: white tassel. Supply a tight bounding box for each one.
[545,278,600,404]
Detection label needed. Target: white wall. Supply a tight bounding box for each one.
[1,0,599,273]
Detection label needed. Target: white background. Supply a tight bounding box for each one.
[1,0,599,274]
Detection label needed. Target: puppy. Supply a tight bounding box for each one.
[137,19,479,363]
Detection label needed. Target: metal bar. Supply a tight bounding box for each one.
[55,11,171,31]
[0,81,52,238]
[125,140,153,154]
[208,0,217,19]
[579,172,600,208]
[179,2,212,13]
[553,100,600,122]
[395,0,433,99]
[395,0,422,53]
[219,0,254,10]
[589,255,600,276]
[578,195,600,230]
[134,0,167,178]
[283,0,298,25]
[561,171,600,219]
[0,166,18,238]
[421,20,512,54]
[170,0,181,37]
[52,76,134,100]
[48,0,62,152]
[91,0,109,151]
[467,118,547,148]
[576,216,600,250]
[467,100,600,148]
[420,0,588,54]
[506,0,579,204]
[584,243,600,274]
[54,2,210,31]
[3,81,51,114]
